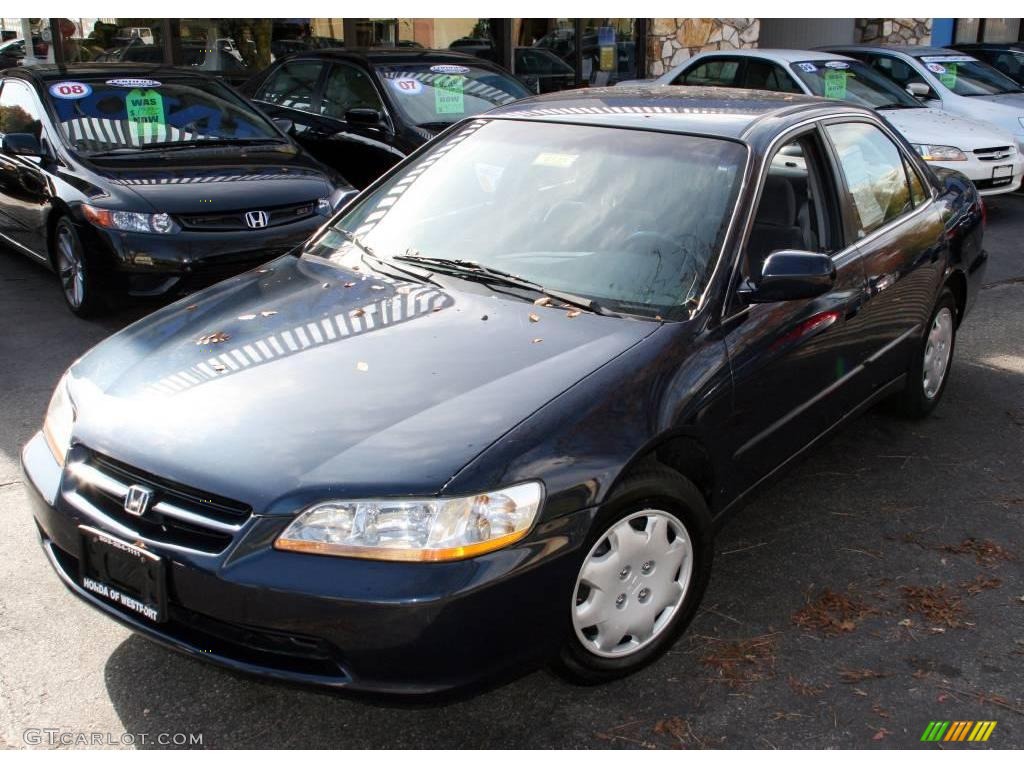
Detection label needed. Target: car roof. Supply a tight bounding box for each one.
[275,47,496,67]
[485,85,866,140]
[823,44,971,58]
[690,48,856,64]
[3,63,217,83]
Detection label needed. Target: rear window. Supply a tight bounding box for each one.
[375,63,530,129]
[44,76,279,152]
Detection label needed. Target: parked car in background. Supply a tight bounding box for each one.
[643,49,1023,196]
[822,46,1024,156]
[515,47,576,93]
[0,36,48,68]
[23,86,984,693]
[0,64,354,316]
[951,43,1024,86]
[241,48,531,188]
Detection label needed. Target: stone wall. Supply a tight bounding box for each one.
[647,18,760,77]
[856,18,932,45]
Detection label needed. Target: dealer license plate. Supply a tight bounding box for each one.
[79,526,167,622]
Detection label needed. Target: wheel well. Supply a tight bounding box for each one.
[945,271,967,326]
[45,204,73,270]
[638,436,715,508]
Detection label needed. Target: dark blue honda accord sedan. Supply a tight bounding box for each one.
[22,86,986,694]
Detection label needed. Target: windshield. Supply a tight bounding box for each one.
[304,119,746,317]
[917,55,1024,96]
[792,59,922,108]
[375,63,531,127]
[44,76,281,154]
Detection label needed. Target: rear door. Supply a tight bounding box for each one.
[821,118,947,390]
[0,78,52,258]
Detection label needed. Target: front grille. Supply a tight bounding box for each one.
[64,448,251,554]
[179,200,319,232]
[973,146,1015,162]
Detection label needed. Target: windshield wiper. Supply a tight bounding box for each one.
[392,254,617,316]
[333,231,436,286]
[875,102,921,109]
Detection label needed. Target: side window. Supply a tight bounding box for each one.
[320,63,384,120]
[255,60,324,113]
[902,156,928,207]
[865,54,927,90]
[746,134,835,280]
[0,80,43,136]
[825,122,913,238]
[676,58,741,87]
[741,59,803,93]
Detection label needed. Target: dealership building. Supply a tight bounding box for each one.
[2,16,1022,88]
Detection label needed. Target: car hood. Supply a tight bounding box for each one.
[880,107,1018,148]
[67,256,657,510]
[948,93,1024,134]
[86,148,336,213]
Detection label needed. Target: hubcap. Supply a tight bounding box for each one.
[57,227,85,308]
[923,307,954,400]
[572,509,694,658]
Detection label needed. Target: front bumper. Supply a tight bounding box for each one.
[22,433,591,694]
[80,215,330,298]
[928,155,1023,197]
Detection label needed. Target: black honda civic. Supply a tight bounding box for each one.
[0,65,355,316]
[22,87,986,694]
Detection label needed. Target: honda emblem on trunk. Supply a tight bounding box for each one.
[245,210,269,229]
[124,485,153,517]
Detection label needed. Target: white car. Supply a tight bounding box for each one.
[642,49,1023,197]
[825,46,1024,157]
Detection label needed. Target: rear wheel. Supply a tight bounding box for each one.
[53,217,105,317]
[901,288,957,418]
[554,466,713,683]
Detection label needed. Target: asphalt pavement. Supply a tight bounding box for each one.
[1,196,1022,749]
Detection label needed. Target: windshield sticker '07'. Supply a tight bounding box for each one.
[390,77,423,95]
[434,75,465,114]
[823,69,848,99]
[126,88,165,142]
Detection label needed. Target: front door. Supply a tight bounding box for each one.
[0,78,51,258]
[722,126,873,496]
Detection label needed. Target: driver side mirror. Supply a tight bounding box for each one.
[905,82,932,99]
[345,107,384,126]
[739,250,836,303]
[1,132,43,158]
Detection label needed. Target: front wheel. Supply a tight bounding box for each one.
[554,466,713,684]
[901,288,957,418]
[53,217,105,317]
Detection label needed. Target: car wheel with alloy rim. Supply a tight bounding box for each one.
[53,216,104,317]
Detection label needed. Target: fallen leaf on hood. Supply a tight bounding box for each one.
[260,310,277,317]
[529,312,540,323]
[371,285,386,291]
[566,309,580,318]
[237,313,257,321]
[531,338,543,344]
[432,307,443,313]
[356,361,369,372]
[210,362,227,373]
[196,331,230,345]
[533,297,552,306]
[185,304,198,311]
[343,282,356,288]
[322,282,330,288]
[352,308,365,317]
[481,314,488,321]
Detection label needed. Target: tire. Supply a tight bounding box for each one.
[554,465,714,684]
[901,288,957,419]
[52,216,106,317]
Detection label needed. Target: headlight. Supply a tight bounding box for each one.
[42,373,74,466]
[912,144,967,162]
[275,481,544,561]
[82,204,180,234]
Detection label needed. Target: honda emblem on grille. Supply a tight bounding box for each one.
[124,485,153,517]
[244,210,269,229]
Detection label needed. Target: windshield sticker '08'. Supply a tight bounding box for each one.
[49,81,92,99]
[106,78,162,89]
[797,62,818,73]
[926,63,946,74]
[823,69,848,99]
[939,63,958,89]
[390,77,423,95]
[126,89,166,142]
[434,75,465,114]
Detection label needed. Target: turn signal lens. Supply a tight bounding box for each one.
[275,482,544,561]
